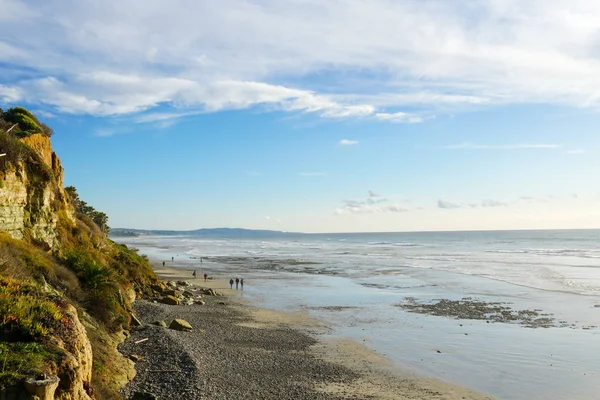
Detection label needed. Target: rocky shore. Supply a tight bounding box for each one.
[118,270,494,400]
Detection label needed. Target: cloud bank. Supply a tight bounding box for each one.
[1,0,600,123]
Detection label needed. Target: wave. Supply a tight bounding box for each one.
[486,248,600,258]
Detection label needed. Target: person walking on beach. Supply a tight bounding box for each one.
[162,261,165,266]
[235,277,239,290]
[203,273,207,282]
[240,278,244,290]
[192,270,197,278]
[229,278,234,289]
[172,256,174,261]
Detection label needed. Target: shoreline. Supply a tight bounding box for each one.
[119,264,494,399]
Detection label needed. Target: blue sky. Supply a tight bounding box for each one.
[1,0,599,232]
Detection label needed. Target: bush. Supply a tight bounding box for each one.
[62,249,112,290]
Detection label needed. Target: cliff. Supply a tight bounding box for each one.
[0,108,158,400]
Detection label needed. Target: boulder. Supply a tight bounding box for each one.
[164,289,181,298]
[176,280,190,286]
[159,296,180,305]
[202,289,218,296]
[169,319,192,332]
[196,300,206,305]
[150,284,165,293]
[182,291,195,299]
[167,281,177,287]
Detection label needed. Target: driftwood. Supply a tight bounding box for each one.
[134,338,149,344]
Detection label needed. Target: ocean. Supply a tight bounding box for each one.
[115,229,600,400]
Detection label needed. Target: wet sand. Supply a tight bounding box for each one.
[119,265,494,399]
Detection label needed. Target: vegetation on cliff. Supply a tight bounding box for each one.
[0,107,158,398]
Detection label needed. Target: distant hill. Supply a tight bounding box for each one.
[110,227,296,237]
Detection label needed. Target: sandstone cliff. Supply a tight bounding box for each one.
[0,109,157,400]
[0,133,71,250]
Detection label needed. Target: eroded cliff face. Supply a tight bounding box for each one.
[0,134,71,249]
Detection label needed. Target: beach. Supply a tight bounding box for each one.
[119,265,493,400]
[116,230,600,400]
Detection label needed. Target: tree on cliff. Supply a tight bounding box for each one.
[65,186,110,234]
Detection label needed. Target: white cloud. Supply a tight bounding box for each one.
[565,149,586,154]
[437,199,463,209]
[447,143,560,150]
[335,191,409,215]
[3,0,600,122]
[264,216,281,223]
[374,111,422,123]
[94,129,117,137]
[481,199,507,207]
[340,139,359,146]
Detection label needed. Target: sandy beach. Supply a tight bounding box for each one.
[119,264,494,400]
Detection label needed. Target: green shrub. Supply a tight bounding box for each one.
[0,278,64,340]
[0,342,59,388]
[1,107,51,138]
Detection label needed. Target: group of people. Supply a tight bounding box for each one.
[168,256,244,289]
[229,277,244,290]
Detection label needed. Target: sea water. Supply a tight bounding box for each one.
[115,230,600,400]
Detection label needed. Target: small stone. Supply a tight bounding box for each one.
[128,354,142,362]
[169,319,192,332]
[153,320,167,328]
[436,350,442,353]
[196,300,206,305]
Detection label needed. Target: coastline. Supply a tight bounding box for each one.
[119,264,494,399]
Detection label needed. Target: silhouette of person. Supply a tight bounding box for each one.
[172,256,174,261]
[235,278,239,290]
[192,270,197,278]
[229,278,234,289]
[162,261,165,266]
[203,273,207,282]
[240,278,244,290]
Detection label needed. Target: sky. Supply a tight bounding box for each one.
[1,0,600,233]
